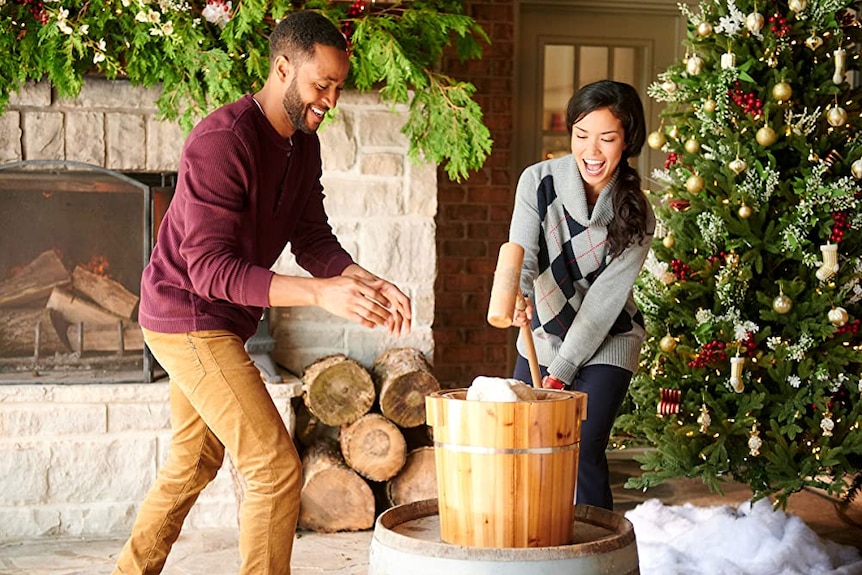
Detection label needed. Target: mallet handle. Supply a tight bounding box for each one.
[516,292,542,389]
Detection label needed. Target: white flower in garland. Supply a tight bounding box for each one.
[767,336,783,350]
[715,0,745,36]
[202,0,232,28]
[56,7,73,34]
[734,321,759,342]
[787,332,814,361]
[787,375,802,388]
[93,39,106,64]
[696,211,726,253]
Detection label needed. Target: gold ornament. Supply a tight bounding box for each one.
[686,173,705,194]
[788,0,808,12]
[697,21,714,37]
[748,425,762,457]
[697,404,711,433]
[662,80,677,94]
[703,98,717,113]
[647,130,667,150]
[745,12,764,34]
[827,106,848,127]
[668,125,681,140]
[728,157,747,174]
[721,52,736,69]
[756,125,777,147]
[685,138,701,154]
[738,204,752,219]
[805,34,823,51]
[660,334,678,353]
[686,55,704,75]
[662,232,675,248]
[772,81,792,102]
[772,294,793,314]
[851,158,862,179]
[828,306,849,327]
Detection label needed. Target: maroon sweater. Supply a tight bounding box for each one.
[139,95,354,342]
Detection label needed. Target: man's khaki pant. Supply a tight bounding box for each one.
[114,329,301,574]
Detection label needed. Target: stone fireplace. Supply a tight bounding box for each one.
[0,79,436,538]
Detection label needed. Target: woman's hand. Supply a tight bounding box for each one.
[542,374,565,390]
[510,294,533,328]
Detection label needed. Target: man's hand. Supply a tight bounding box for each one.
[268,265,412,336]
[332,264,412,336]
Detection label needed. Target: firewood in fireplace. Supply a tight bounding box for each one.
[301,354,376,427]
[0,250,70,308]
[46,287,123,325]
[71,266,139,320]
[339,412,407,482]
[64,321,144,353]
[297,436,376,533]
[0,308,71,357]
[371,348,441,428]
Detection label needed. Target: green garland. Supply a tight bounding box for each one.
[0,0,492,181]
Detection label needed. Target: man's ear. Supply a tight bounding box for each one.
[274,54,294,83]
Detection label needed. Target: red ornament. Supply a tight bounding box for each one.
[830,210,851,243]
[688,340,727,368]
[657,388,682,415]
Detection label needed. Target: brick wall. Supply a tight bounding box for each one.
[434,0,516,387]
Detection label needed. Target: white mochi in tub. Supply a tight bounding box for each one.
[466,376,538,402]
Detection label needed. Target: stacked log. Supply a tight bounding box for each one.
[298,437,376,533]
[286,348,440,533]
[372,347,440,428]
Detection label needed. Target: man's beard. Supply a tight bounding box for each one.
[282,75,312,135]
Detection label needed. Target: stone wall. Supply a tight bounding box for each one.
[0,380,299,539]
[0,79,436,538]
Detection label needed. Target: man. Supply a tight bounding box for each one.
[113,11,411,574]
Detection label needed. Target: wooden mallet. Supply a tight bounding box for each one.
[487,242,543,389]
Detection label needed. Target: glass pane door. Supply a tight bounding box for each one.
[542,44,641,160]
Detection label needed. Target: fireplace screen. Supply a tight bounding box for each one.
[0,161,174,383]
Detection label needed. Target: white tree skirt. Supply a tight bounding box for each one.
[626,499,862,575]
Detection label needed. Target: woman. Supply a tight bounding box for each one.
[510,80,655,510]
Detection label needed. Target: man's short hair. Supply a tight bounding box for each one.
[269,11,348,67]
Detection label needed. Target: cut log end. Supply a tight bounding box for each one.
[302,355,375,427]
[386,446,437,508]
[340,413,407,482]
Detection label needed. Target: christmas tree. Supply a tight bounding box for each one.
[617,0,862,506]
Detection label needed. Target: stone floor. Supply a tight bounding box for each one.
[1,455,860,574]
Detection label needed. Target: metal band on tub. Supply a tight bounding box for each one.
[432,441,579,455]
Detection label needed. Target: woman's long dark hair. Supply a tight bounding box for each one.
[566,80,650,257]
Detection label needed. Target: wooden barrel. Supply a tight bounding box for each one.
[425,388,587,548]
[369,499,639,575]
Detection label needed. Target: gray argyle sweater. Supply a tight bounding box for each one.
[509,154,655,384]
